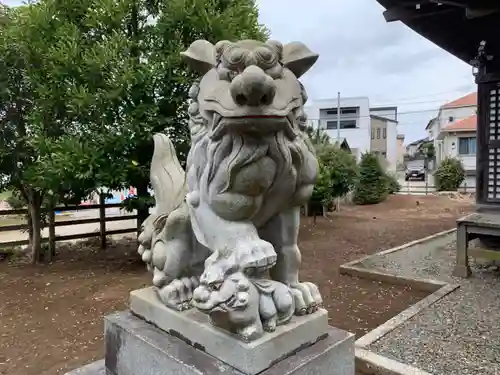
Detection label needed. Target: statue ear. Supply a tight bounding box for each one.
[282,42,319,78]
[181,40,216,75]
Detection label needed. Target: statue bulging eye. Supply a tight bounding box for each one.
[218,67,237,81]
[210,282,222,291]
[225,47,246,69]
[266,64,283,79]
[255,47,273,62]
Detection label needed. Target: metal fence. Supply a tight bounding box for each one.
[397,181,476,195]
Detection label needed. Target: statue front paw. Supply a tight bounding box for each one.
[289,282,323,315]
[157,276,199,311]
[230,239,277,273]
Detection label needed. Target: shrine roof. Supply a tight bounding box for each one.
[375,1,500,66]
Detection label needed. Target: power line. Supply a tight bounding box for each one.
[369,88,475,105]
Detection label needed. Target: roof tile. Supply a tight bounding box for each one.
[442,92,477,109]
[442,114,476,132]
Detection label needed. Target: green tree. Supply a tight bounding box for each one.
[117,0,269,224]
[302,122,331,150]
[0,0,138,262]
[383,172,401,195]
[0,4,44,260]
[353,152,388,205]
[1,0,269,262]
[434,157,465,191]
[316,145,358,199]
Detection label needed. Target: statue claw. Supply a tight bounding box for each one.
[290,282,322,316]
[157,276,199,311]
[235,239,277,272]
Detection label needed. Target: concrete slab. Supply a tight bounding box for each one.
[129,287,331,375]
[64,360,106,375]
[104,310,355,375]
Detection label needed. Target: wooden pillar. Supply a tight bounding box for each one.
[453,222,471,278]
[48,209,56,261]
[99,194,107,249]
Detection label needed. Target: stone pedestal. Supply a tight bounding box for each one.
[66,288,355,375]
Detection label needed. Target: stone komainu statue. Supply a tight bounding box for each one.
[137,38,322,341]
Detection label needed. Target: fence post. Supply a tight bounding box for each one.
[48,209,56,261]
[425,181,428,195]
[99,194,107,249]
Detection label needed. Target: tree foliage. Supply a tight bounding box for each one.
[0,0,268,262]
[302,122,331,150]
[315,145,358,201]
[383,172,401,195]
[434,157,465,191]
[353,152,388,205]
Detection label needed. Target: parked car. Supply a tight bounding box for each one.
[405,165,426,181]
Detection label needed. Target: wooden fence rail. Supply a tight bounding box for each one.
[0,197,139,256]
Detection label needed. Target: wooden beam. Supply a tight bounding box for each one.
[383,5,456,22]
[466,8,500,19]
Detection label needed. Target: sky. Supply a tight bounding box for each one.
[4,0,477,144]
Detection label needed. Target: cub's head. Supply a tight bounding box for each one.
[181,39,318,140]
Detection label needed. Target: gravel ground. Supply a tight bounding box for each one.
[358,233,500,375]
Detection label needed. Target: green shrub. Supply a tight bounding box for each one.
[311,162,332,206]
[316,145,358,199]
[353,152,387,205]
[384,172,401,195]
[434,157,465,191]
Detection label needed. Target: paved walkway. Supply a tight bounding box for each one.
[358,232,500,375]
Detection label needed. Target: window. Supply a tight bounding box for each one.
[376,128,380,139]
[341,120,356,129]
[383,128,386,139]
[371,128,375,139]
[324,107,358,116]
[458,137,476,155]
[448,116,454,123]
[381,152,386,157]
[341,108,358,115]
[326,120,357,129]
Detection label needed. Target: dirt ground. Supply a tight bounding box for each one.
[0,195,473,375]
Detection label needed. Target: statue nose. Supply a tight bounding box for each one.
[229,66,276,106]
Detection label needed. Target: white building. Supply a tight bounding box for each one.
[305,97,398,171]
[437,115,477,171]
[427,92,477,168]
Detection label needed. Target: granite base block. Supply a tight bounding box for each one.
[129,287,331,375]
[104,310,355,375]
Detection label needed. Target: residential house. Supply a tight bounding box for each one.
[427,92,477,166]
[369,114,398,171]
[396,134,405,167]
[406,137,429,156]
[305,98,398,171]
[437,114,477,172]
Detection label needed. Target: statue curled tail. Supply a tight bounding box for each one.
[137,133,188,283]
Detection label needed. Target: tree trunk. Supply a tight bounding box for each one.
[136,181,150,234]
[26,190,43,264]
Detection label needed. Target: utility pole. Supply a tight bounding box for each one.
[336,91,341,142]
[336,92,341,212]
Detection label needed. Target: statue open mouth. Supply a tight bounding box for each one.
[209,111,297,140]
[193,293,240,313]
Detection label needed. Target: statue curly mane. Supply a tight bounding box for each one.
[185,80,316,226]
